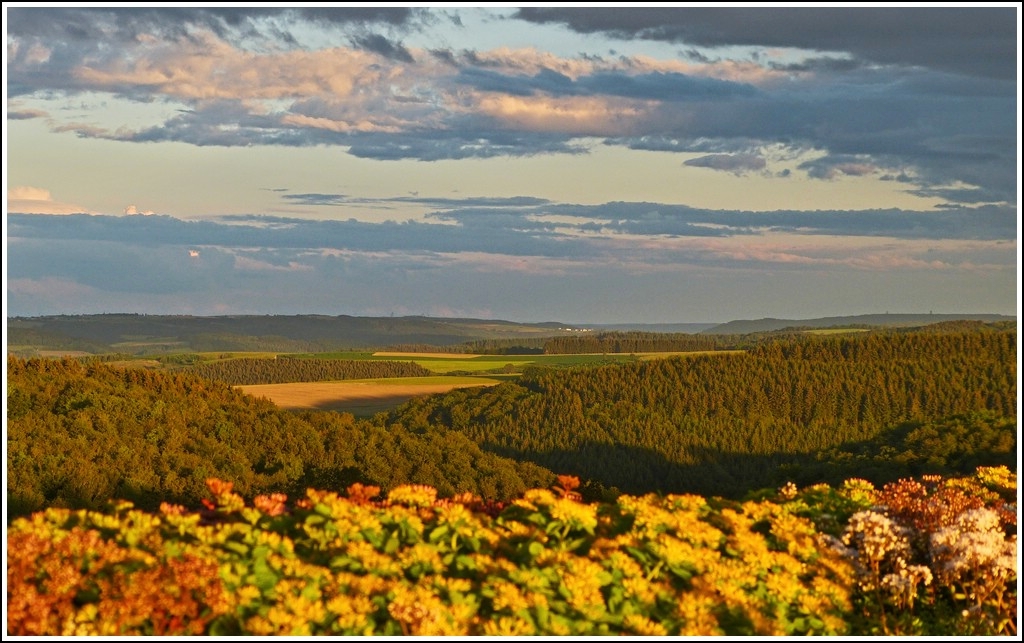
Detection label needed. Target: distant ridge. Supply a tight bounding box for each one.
[6,313,577,356]
[704,313,1016,335]
[590,323,718,333]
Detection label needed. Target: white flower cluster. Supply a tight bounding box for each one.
[839,510,932,605]
[843,512,910,566]
[879,558,933,610]
[930,507,1018,591]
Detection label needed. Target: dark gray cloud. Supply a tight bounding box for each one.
[7,7,1017,204]
[344,131,589,161]
[515,7,1017,80]
[5,7,422,41]
[7,109,48,120]
[7,198,1015,275]
[684,153,766,174]
[7,206,1015,320]
[281,194,551,208]
[609,72,1017,203]
[281,194,351,207]
[456,67,756,101]
[349,33,415,63]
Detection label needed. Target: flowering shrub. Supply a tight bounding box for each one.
[805,466,1018,635]
[6,468,1017,636]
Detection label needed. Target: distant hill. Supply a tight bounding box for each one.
[8,312,1016,356]
[704,313,1016,335]
[589,322,718,333]
[6,314,577,356]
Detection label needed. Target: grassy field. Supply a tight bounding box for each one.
[276,351,650,373]
[238,376,502,417]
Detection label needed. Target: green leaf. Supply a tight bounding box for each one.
[428,525,449,543]
[313,503,333,517]
[222,541,250,556]
[207,615,242,636]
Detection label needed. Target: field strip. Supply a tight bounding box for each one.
[237,378,499,413]
[373,351,481,359]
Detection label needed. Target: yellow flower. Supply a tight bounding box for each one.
[520,488,557,508]
[236,584,262,605]
[388,584,470,635]
[387,484,438,508]
[840,478,877,504]
[676,592,721,636]
[975,465,1016,494]
[398,542,444,574]
[624,613,668,636]
[560,557,607,620]
[325,594,376,634]
[549,498,598,532]
[345,540,403,577]
[482,615,536,636]
[490,580,531,613]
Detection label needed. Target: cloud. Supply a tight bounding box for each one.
[349,33,415,63]
[684,153,767,175]
[5,7,1017,205]
[7,108,48,120]
[514,7,1017,80]
[799,157,879,180]
[457,67,758,101]
[7,186,94,215]
[124,205,155,215]
[7,204,1015,320]
[4,7,424,44]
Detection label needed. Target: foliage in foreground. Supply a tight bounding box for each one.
[6,467,1017,636]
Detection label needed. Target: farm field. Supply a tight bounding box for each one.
[289,350,730,372]
[223,350,741,414]
[238,376,503,416]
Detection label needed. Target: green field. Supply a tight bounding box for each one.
[283,350,744,373]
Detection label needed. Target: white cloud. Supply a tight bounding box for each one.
[6,186,94,214]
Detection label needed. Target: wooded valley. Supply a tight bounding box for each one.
[7,323,1016,518]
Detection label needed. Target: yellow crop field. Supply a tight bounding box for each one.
[238,377,501,416]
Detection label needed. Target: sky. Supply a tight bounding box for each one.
[4,5,1020,324]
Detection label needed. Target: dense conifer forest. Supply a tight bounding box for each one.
[6,357,554,520]
[188,357,433,385]
[376,328,1017,497]
[6,325,1016,519]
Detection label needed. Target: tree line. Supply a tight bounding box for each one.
[186,357,433,385]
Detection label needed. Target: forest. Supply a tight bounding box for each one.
[7,324,1016,517]
[376,328,1016,497]
[189,357,433,385]
[6,357,554,519]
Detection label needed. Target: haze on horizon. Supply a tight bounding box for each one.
[4,6,1020,324]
